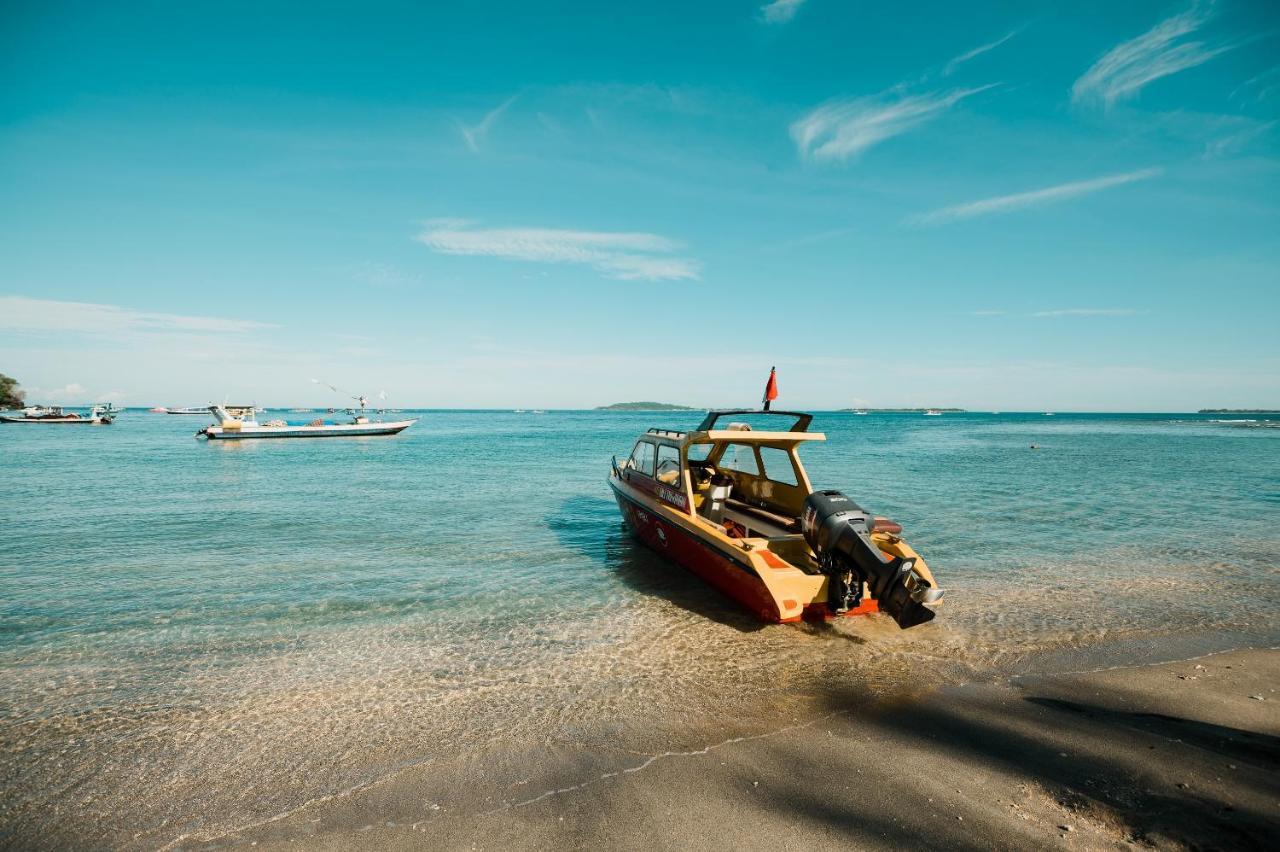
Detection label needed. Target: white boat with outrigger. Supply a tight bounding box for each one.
[197,397,415,440]
[1,404,118,425]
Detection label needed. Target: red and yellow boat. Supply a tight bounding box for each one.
[608,408,943,628]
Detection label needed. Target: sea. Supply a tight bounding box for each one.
[1,409,1277,847]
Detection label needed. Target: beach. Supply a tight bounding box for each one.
[197,648,1280,850]
[2,411,1277,849]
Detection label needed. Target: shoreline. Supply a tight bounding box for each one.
[190,647,1280,850]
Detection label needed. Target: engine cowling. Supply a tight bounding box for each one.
[801,490,940,629]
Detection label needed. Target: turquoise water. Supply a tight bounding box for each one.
[2,410,1278,847]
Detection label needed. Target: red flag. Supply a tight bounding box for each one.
[762,367,778,411]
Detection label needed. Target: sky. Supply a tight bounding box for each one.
[1,0,1277,410]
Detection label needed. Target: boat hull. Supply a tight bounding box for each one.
[609,478,878,624]
[611,480,784,621]
[201,419,416,439]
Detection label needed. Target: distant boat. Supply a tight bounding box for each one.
[923,409,943,416]
[148,406,168,413]
[288,408,312,413]
[853,410,869,415]
[1,405,115,425]
[1044,412,1055,416]
[165,406,209,415]
[197,398,416,440]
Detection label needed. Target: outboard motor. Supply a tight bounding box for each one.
[801,490,941,629]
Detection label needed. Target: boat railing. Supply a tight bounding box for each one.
[646,428,687,439]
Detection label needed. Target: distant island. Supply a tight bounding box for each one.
[838,407,967,413]
[1198,409,1280,414]
[596,402,698,411]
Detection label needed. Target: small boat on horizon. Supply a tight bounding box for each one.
[196,398,416,440]
[1,404,116,425]
[164,406,210,415]
[608,405,942,628]
[923,409,943,416]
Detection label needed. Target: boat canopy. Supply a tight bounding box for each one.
[695,409,813,432]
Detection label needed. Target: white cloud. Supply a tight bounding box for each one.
[30,382,86,401]
[458,95,517,152]
[909,167,1163,225]
[415,222,700,281]
[943,30,1019,76]
[760,0,805,25]
[1032,309,1141,317]
[1072,4,1235,108]
[0,296,275,335]
[791,85,995,163]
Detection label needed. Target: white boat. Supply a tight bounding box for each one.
[1,405,115,425]
[197,399,416,440]
[165,406,210,415]
[923,409,943,416]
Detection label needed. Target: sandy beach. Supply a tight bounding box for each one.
[190,648,1278,850]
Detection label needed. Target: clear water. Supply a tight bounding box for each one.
[2,410,1277,846]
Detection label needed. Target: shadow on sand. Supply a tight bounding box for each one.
[737,683,1280,850]
[545,495,765,634]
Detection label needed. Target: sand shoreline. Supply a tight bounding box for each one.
[185,648,1278,850]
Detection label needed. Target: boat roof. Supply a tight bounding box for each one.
[696,409,814,432]
[641,409,826,447]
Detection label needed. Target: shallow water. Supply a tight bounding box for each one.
[1,410,1277,847]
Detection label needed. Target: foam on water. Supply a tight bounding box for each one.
[1,411,1277,847]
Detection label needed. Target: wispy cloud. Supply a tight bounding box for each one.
[1072,4,1235,108]
[760,0,805,25]
[458,95,517,152]
[943,30,1019,76]
[415,221,699,281]
[1033,308,1141,317]
[341,262,423,288]
[909,167,1163,225]
[791,85,996,163]
[1230,64,1280,103]
[0,296,275,335]
[1203,119,1276,158]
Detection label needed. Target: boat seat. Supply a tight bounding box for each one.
[872,518,902,534]
[724,498,801,534]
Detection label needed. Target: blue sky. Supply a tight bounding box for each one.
[1,0,1277,410]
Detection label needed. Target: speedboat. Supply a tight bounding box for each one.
[609,409,942,628]
[0,405,115,425]
[196,398,416,440]
[923,409,943,416]
[165,406,210,415]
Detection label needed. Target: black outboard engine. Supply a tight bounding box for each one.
[801,490,940,629]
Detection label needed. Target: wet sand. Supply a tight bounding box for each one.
[197,648,1279,850]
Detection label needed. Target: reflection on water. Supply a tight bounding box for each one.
[1,411,1277,846]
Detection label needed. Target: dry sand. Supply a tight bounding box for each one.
[196,649,1278,851]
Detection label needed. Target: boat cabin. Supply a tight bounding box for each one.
[618,410,829,564]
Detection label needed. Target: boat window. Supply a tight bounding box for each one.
[655,444,682,485]
[687,443,713,462]
[627,440,656,477]
[719,443,759,476]
[758,447,799,486]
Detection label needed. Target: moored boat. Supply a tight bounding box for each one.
[165,406,210,415]
[196,398,415,440]
[608,406,942,628]
[0,405,116,425]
